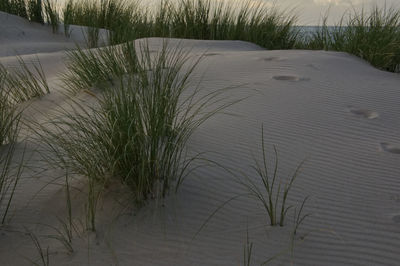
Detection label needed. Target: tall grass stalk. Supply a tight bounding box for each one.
[0,142,23,224]
[0,57,50,104]
[0,68,23,225]
[27,230,50,266]
[0,70,20,145]
[44,0,59,33]
[62,0,73,37]
[293,196,310,236]
[27,0,44,23]
[243,226,253,266]
[41,219,74,254]
[61,42,138,94]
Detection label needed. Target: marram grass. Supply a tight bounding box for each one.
[37,41,236,231]
[61,41,138,94]
[300,6,400,72]
[0,70,23,225]
[0,57,49,104]
[60,0,298,48]
[240,126,306,227]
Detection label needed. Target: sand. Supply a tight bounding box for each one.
[1,11,400,266]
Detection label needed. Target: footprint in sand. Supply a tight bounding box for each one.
[392,215,400,223]
[349,107,379,119]
[380,143,400,154]
[273,75,309,82]
[262,56,280,61]
[204,53,220,57]
[347,105,379,119]
[306,63,320,70]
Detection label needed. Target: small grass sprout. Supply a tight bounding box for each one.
[242,126,306,227]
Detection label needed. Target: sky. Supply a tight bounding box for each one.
[270,0,400,25]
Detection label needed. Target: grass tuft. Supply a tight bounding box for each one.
[0,142,23,224]
[27,0,44,23]
[37,41,234,231]
[0,57,50,104]
[0,67,23,225]
[61,42,138,94]
[44,0,59,33]
[241,126,306,227]
[301,6,400,72]
[0,0,28,19]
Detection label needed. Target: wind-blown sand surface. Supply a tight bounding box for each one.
[1,12,400,265]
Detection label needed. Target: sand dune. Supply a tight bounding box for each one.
[1,11,400,266]
[0,11,107,57]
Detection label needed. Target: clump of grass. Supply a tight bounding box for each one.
[242,126,305,227]
[37,41,233,231]
[44,0,59,33]
[0,57,49,104]
[0,0,28,19]
[303,6,400,72]
[0,60,24,225]
[57,0,299,48]
[61,42,138,94]
[62,0,74,37]
[27,0,44,23]
[0,141,23,225]
[0,71,20,145]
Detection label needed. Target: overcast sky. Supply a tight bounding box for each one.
[271,0,400,25]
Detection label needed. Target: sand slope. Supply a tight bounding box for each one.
[1,12,400,266]
[0,11,107,57]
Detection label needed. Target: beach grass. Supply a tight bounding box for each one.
[0,57,49,104]
[26,230,50,266]
[0,70,20,145]
[58,0,298,48]
[0,139,22,225]
[0,132,23,228]
[0,0,29,19]
[0,55,25,226]
[27,0,44,23]
[44,0,59,33]
[61,42,138,94]
[243,227,254,266]
[241,126,305,227]
[37,40,234,230]
[301,6,400,72]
